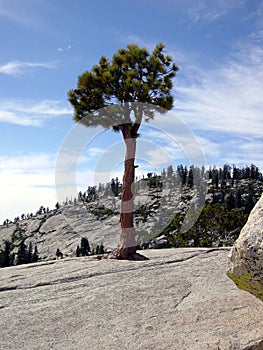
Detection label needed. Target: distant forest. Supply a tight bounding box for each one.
[2,163,262,225]
[0,163,262,267]
[145,163,263,248]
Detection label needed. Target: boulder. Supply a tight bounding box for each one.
[227,194,263,301]
[148,234,170,249]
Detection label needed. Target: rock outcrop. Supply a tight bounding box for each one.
[1,175,263,264]
[0,186,181,261]
[227,194,263,301]
[1,248,263,350]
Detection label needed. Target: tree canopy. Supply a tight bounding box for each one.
[68,43,179,131]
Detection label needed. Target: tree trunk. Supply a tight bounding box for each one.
[115,125,148,260]
[115,126,136,258]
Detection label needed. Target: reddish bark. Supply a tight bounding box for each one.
[115,124,148,260]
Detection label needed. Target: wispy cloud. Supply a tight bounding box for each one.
[124,35,160,52]
[175,42,263,137]
[146,148,173,167]
[0,152,57,221]
[0,99,72,127]
[86,147,105,158]
[172,29,263,168]
[58,45,72,52]
[187,0,245,25]
[0,150,116,221]
[0,2,32,26]
[0,0,49,30]
[127,35,146,46]
[0,153,54,173]
[0,61,55,75]
[0,110,41,127]
[0,151,95,221]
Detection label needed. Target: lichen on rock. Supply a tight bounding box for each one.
[227,272,263,301]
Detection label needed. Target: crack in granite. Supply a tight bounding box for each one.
[0,248,230,293]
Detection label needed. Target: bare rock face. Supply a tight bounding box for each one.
[227,194,263,301]
[1,248,263,350]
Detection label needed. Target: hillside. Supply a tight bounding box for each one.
[0,164,262,266]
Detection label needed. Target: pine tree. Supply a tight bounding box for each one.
[115,177,120,196]
[80,237,90,256]
[235,189,243,208]
[33,246,39,263]
[56,248,63,259]
[27,242,33,263]
[76,245,81,257]
[243,166,250,179]
[2,240,12,267]
[161,168,166,177]
[212,168,219,189]
[111,178,116,196]
[187,166,194,189]
[232,165,241,182]
[167,165,174,178]
[17,240,28,265]
[244,192,255,214]
[99,243,105,255]
[68,42,178,260]
[225,192,235,211]
[222,164,231,181]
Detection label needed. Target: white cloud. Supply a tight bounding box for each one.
[170,32,263,170]
[0,154,53,171]
[187,0,245,25]
[0,152,96,222]
[0,61,55,75]
[146,149,172,167]
[0,99,72,126]
[87,147,105,158]
[175,41,263,137]
[195,136,221,160]
[221,138,263,169]
[0,110,41,126]
[124,35,160,53]
[0,186,57,223]
[127,35,146,46]
[0,2,30,26]
[0,149,125,222]
[58,45,72,52]
[0,0,48,30]
[0,153,56,222]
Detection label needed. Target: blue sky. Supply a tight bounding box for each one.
[0,0,263,222]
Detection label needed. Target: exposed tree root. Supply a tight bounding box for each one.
[95,250,149,261]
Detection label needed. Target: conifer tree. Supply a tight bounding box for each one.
[167,165,174,178]
[80,237,90,256]
[187,166,194,189]
[17,240,28,265]
[111,178,116,196]
[33,246,39,263]
[2,240,12,267]
[99,243,105,255]
[27,242,33,263]
[68,43,178,260]
[225,192,235,211]
[76,245,81,257]
[235,189,243,209]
